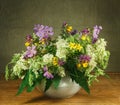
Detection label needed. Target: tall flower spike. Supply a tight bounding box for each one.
[92,25,102,43]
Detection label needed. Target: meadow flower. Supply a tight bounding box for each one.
[92,25,102,43]
[33,24,54,40]
[43,53,53,64]
[24,45,37,58]
[81,28,90,34]
[44,71,54,79]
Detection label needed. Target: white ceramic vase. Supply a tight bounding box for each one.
[37,76,80,98]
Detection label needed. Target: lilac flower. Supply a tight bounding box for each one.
[92,25,102,43]
[33,24,54,40]
[43,65,48,72]
[71,30,77,35]
[44,71,54,79]
[81,28,90,34]
[24,45,37,58]
[79,55,91,62]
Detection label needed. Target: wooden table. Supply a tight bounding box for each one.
[0,74,120,105]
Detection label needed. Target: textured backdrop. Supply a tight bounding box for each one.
[0,0,120,76]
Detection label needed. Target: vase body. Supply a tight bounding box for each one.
[37,76,80,98]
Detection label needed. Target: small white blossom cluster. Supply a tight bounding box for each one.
[56,37,68,60]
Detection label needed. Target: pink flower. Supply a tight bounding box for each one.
[24,45,37,58]
[44,71,54,79]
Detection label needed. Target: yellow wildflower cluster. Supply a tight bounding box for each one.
[52,57,58,66]
[77,62,89,69]
[69,42,83,51]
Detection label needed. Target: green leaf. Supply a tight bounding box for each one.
[5,64,9,80]
[64,57,90,94]
[27,85,35,92]
[16,70,29,96]
[53,76,61,89]
[27,72,44,92]
[70,70,90,94]
[44,79,52,92]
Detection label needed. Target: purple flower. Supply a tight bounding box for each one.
[92,25,102,43]
[33,24,54,40]
[79,55,91,62]
[44,71,54,79]
[62,21,67,27]
[70,30,77,35]
[58,59,65,66]
[43,65,48,72]
[26,35,32,42]
[24,45,37,58]
[81,28,90,34]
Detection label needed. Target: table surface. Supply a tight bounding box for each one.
[0,74,120,105]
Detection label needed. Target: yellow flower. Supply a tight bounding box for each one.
[81,35,87,40]
[69,43,83,51]
[25,42,30,46]
[67,26,72,32]
[76,44,83,51]
[77,63,81,68]
[69,42,75,49]
[40,39,45,44]
[53,61,58,66]
[82,62,88,68]
[52,57,58,66]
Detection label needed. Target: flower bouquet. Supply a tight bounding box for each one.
[5,22,110,97]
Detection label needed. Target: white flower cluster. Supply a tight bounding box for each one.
[56,37,68,59]
[85,38,110,85]
[43,53,54,64]
[13,56,28,78]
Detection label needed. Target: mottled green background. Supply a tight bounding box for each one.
[0,0,120,75]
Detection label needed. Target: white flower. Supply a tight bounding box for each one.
[58,67,66,77]
[56,37,68,49]
[12,56,28,78]
[43,53,53,64]
[95,38,107,51]
[56,37,68,59]
[56,49,68,59]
